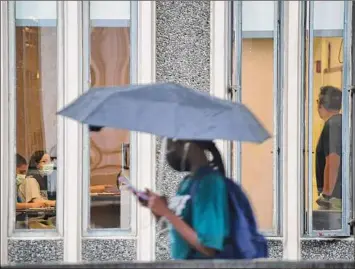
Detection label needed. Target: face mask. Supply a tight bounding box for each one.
[165,143,191,172]
[42,163,54,175]
[16,174,26,186]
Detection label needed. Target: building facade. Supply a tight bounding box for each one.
[0,0,354,265]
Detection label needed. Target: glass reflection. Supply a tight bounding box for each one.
[239,38,275,232]
[88,1,132,229]
[232,1,276,232]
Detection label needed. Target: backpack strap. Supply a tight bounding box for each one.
[188,179,200,198]
[185,179,200,259]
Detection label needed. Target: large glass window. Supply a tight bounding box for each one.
[86,1,134,230]
[231,1,282,234]
[303,0,351,236]
[13,1,58,230]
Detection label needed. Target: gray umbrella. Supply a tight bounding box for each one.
[57,82,270,143]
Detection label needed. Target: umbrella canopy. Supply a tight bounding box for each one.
[58,82,270,143]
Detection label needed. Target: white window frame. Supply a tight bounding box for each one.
[135,1,156,262]
[215,0,283,237]
[210,0,303,259]
[78,0,156,262]
[63,0,156,262]
[283,0,302,260]
[0,0,64,265]
[81,1,139,238]
[210,1,230,172]
[303,0,352,237]
[1,1,64,240]
[0,1,10,265]
[62,0,81,262]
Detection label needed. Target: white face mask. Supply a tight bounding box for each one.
[16,174,26,185]
[42,163,54,175]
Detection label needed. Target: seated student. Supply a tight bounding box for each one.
[16,153,55,207]
[27,150,54,201]
[16,154,47,229]
[16,154,45,209]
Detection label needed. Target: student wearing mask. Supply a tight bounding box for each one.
[16,154,46,209]
[315,86,342,210]
[27,151,55,201]
[25,151,56,206]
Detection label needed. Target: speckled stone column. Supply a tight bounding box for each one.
[155,0,211,260]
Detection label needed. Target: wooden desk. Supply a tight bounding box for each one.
[16,207,56,229]
[16,207,56,218]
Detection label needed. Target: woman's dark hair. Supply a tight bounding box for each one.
[89,125,103,132]
[195,140,226,176]
[28,150,47,170]
[16,154,27,167]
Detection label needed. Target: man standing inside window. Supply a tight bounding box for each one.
[316,86,342,210]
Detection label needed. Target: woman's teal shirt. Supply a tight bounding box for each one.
[168,166,230,260]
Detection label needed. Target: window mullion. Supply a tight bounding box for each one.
[234,1,242,185]
[299,0,307,236]
[351,0,355,233]
[6,0,16,238]
[273,0,282,236]
[283,0,302,260]
[306,0,315,236]
[56,0,65,239]
[0,1,10,264]
[341,0,352,236]
[136,0,156,261]
[62,0,82,262]
[81,0,90,237]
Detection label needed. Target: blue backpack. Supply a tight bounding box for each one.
[189,174,268,259]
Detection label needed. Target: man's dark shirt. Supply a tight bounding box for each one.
[315,114,342,199]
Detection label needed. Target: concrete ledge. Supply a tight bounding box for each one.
[2,260,355,269]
